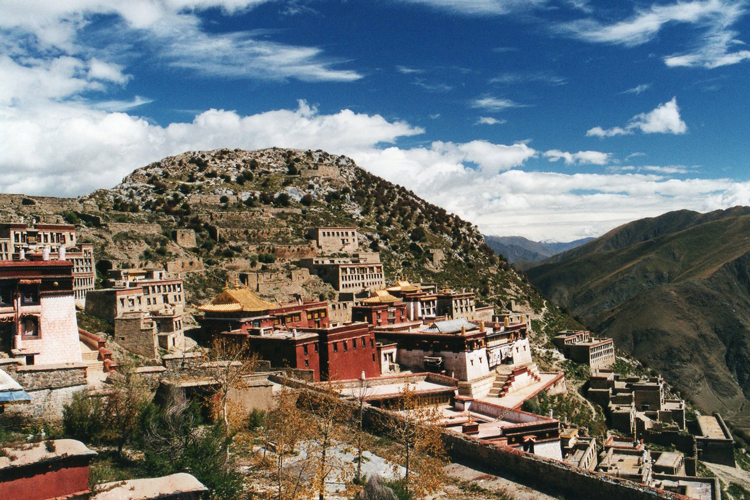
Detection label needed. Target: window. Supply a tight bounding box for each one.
[353,340,357,350]
[333,342,338,353]
[314,343,319,353]
[370,338,374,348]
[20,285,39,305]
[343,341,348,352]
[304,359,309,367]
[0,286,12,306]
[372,354,376,362]
[361,337,366,347]
[303,345,308,355]
[22,316,39,337]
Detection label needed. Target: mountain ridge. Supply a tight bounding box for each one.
[526,207,750,426]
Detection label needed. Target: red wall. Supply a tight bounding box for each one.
[0,461,90,500]
[247,336,321,381]
[315,324,380,381]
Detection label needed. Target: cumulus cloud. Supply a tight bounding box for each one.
[557,0,750,69]
[544,149,610,165]
[587,98,687,137]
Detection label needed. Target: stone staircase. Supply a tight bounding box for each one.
[488,363,542,398]
[79,341,103,373]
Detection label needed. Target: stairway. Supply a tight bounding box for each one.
[488,363,542,398]
[79,341,104,373]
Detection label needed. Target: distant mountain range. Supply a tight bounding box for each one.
[483,235,594,264]
[525,207,750,427]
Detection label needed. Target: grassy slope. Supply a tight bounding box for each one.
[527,208,750,424]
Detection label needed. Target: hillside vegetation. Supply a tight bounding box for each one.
[527,207,750,427]
[0,148,577,337]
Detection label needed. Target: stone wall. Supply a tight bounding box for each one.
[114,315,158,359]
[166,257,204,274]
[175,229,197,247]
[5,364,87,420]
[108,222,162,236]
[441,430,688,500]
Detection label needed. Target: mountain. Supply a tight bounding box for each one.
[526,207,750,426]
[0,148,578,338]
[483,235,593,264]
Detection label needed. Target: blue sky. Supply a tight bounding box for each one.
[2,0,750,240]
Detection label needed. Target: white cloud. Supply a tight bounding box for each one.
[476,117,506,125]
[0,0,361,83]
[396,65,424,74]
[557,0,750,69]
[544,149,610,165]
[395,0,548,15]
[622,83,651,94]
[0,100,422,196]
[490,72,566,86]
[471,96,524,111]
[587,98,687,137]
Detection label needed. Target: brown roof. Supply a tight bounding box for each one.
[198,287,278,313]
[361,290,401,304]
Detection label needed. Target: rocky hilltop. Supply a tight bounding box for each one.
[0,148,575,336]
[526,207,750,428]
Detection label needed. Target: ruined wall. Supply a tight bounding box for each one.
[166,258,204,274]
[175,229,197,247]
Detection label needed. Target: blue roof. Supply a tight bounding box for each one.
[0,369,30,406]
[423,318,477,334]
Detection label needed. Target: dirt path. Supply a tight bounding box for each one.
[703,462,750,492]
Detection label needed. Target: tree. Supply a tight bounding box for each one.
[142,391,242,500]
[265,386,314,500]
[351,377,374,483]
[381,384,448,499]
[299,387,355,500]
[200,337,260,428]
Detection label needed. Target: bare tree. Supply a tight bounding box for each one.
[381,384,448,499]
[265,385,313,500]
[299,385,355,500]
[352,375,374,483]
[200,336,259,428]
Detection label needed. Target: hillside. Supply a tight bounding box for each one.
[484,235,593,264]
[0,148,578,337]
[526,207,750,426]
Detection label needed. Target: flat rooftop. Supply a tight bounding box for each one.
[697,415,730,440]
[0,439,96,470]
[93,473,207,499]
[655,451,683,470]
[338,378,456,400]
[477,372,562,409]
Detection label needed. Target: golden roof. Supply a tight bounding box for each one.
[361,290,401,304]
[386,280,420,293]
[198,287,278,313]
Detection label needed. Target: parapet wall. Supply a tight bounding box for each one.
[441,431,688,500]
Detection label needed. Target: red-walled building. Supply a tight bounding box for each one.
[351,290,409,327]
[198,285,329,338]
[0,439,96,500]
[228,328,322,380]
[301,323,380,381]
